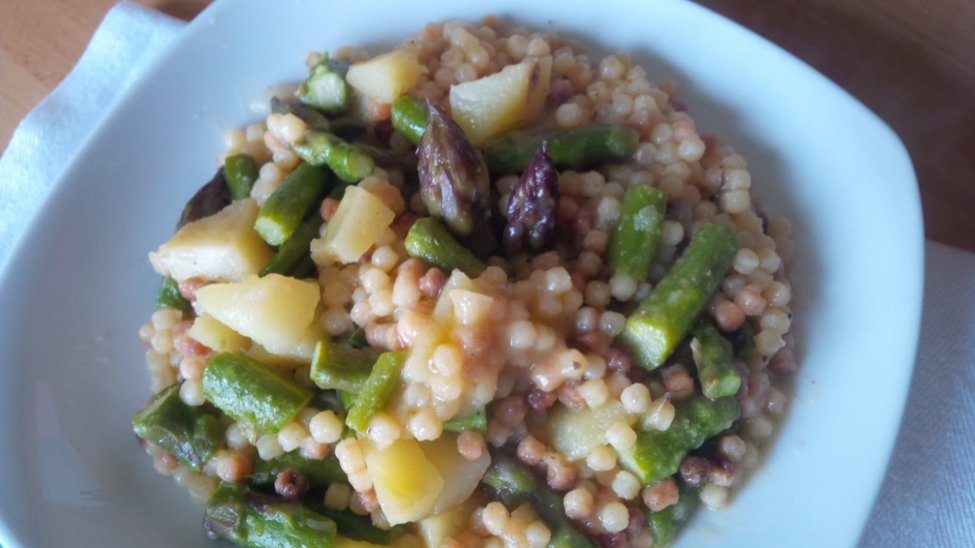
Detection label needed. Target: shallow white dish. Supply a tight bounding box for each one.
[0,0,922,546]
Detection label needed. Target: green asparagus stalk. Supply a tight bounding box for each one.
[260,216,323,277]
[690,321,742,400]
[344,327,368,349]
[309,339,383,393]
[608,185,667,281]
[484,124,640,175]
[254,162,331,246]
[503,141,560,255]
[204,482,337,548]
[404,217,486,277]
[298,57,351,115]
[310,504,403,545]
[177,166,231,229]
[292,130,375,183]
[443,407,487,433]
[345,351,406,433]
[155,276,192,313]
[390,95,427,144]
[619,395,739,484]
[270,97,331,132]
[131,384,224,472]
[648,486,699,547]
[618,222,738,369]
[251,450,347,487]
[224,153,259,200]
[482,455,594,548]
[202,352,313,433]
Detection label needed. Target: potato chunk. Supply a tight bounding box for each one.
[195,274,319,355]
[313,185,395,264]
[187,314,249,353]
[449,56,552,145]
[346,50,422,103]
[548,401,636,461]
[361,438,444,525]
[421,433,491,514]
[149,199,273,283]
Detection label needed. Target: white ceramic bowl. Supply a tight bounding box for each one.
[0,0,922,546]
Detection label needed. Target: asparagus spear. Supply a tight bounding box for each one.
[618,395,739,484]
[131,384,224,472]
[251,450,347,486]
[482,455,594,548]
[155,276,192,313]
[224,153,259,201]
[503,141,560,255]
[608,185,667,281]
[648,486,699,547]
[390,95,427,145]
[260,216,323,277]
[292,130,375,183]
[310,339,383,393]
[311,504,403,545]
[254,162,331,246]
[177,166,231,229]
[204,482,337,548]
[484,124,640,175]
[202,352,313,433]
[298,57,352,115]
[344,327,368,349]
[345,351,406,433]
[443,407,487,433]
[618,223,738,369]
[690,321,742,400]
[271,97,331,132]
[404,217,486,277]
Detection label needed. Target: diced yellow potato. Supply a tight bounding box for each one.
[195,274,319,355]
[548,401,636,461]
[244,322,324,366]
[448,289,495,327]
[187,314,249,353]
[317,186,395,263]
[149,199,273,283]
[421,433,491,514]
[361,438,444,525]
[418,492,487,547]
[449,56,552,145]
[346,49,422,103]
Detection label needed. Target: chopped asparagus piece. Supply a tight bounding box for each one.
[345,351,406,433]
[177,166,231,229]
[483,124,640,175]
[260,216,323,277]
[131,384,223,472]
[618,222,738,369]
[251,450,347,486]
[255,163,331,246]
[619,395,740,484]
[298,58,351,115]
[271,96,331,132]
[155,276,192,313]
[202,352,313,433]
[310,339,383,393]
[404,217,486,277]
[443,408,487,433]
[292,130,375,183]
[311,504,404,545]
[390,95,426,145]
[204,482,337,548]
[224,153,259,201]
[648,486,699,547]
[608,185,667,281]
[690,321,742,399]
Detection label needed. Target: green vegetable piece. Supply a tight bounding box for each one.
[344,327,368,349]
[345,351,406,433]
[251,450,347,487]
[618,222,738,369]
[648,486,699,547]
[202,352,313,433]
[503,141,560,255]
[204,482,337,548]
[608,185,667,281]
[271,97,331,132]
[690,321,743,399]
[177,166,231,229]
[254,162,331,246]
[619,395,740,484]
[260,216,323,277]
[390,95,427,144]
[483,455,595,548]
[224,153,259,201]
[404,217,486,277]
[292,130,375,183]
[310,339,383,393]
[298,58,351,115]
[484,124,640,176]
[155,276,192,313]
[131,384,223,472]
[337,390,357,411]
[311,504,402,545]
[443,408,487,433]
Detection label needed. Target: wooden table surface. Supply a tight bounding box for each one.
[2,0,973,251]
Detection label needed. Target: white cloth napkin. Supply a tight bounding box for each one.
[0,2,972,546]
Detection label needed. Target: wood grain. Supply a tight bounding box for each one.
[1,0,972,250]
